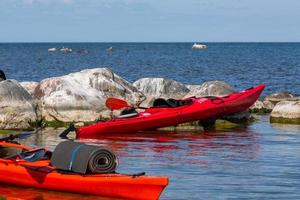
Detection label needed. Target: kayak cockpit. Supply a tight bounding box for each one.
[0,145,24,159]
[0,142,51,162]
[152,98,194,108]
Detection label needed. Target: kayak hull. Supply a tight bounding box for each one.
[77,84,265,137]
[0,142,168,200]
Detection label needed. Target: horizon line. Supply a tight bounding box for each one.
[1,41,300,43]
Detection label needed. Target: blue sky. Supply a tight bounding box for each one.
[0,0,299,42]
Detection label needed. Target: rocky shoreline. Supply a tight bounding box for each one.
[0,68,299,131]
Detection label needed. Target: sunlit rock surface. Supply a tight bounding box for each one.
[271,100,300,124]
[133,78,189,107]
[185,81,235,98]
[0,80,40,130]
[20,81,39,96]
[34,68,143,122]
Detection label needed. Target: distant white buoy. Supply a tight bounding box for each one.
[192,43,207,49]
[48,48,57,52]
[60,47,72,53]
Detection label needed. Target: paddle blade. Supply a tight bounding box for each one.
[105,97,129,110]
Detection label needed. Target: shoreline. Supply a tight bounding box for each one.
[0,68,299,132]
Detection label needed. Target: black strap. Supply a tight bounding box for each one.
[59,123,76,138]
[204,96,225,104]
[153,98,193,108]
[115,172,146,178]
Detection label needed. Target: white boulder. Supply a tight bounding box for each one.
[270,100,300,124]
[34,68,143,122]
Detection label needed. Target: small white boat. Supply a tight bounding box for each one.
[60,47,72,53]
[106,47,113,52]
[192,43,207,49]
[48,48,57,52]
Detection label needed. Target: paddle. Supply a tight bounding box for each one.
[105,97,130,110]
[105,97,148,110]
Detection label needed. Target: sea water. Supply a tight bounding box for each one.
[0,43,299,95]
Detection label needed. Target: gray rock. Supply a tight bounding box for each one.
[186,84,196,90]
[262,92,296,112]
[34,68,143,122]
[0,80,40,130]
[270,100,300,124]
[133,78,189,98]
[250,100,273,113]
[249,100,265,113]
[264,92,295,104]
[262,100,275,111]
[21,81,39,96]
[184,81,235,97]
[133,78,190,107]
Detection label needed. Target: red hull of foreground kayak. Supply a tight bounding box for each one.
[77,84,265,137]
[0,141,169,200]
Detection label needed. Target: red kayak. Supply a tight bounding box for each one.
[75,84,265,137]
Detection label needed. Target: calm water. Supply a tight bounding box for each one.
[1,115,300,199]
[0,43,300,95]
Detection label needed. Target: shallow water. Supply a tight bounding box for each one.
[1,115,300,199]
[1,43,300,95]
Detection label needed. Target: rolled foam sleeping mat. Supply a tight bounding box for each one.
[51,141,118,174]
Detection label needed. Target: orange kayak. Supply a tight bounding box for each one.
[0,141,168,200]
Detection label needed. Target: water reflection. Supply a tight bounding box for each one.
[49,129,258,160]
[271,122,300,133]
[0,184,119,200]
